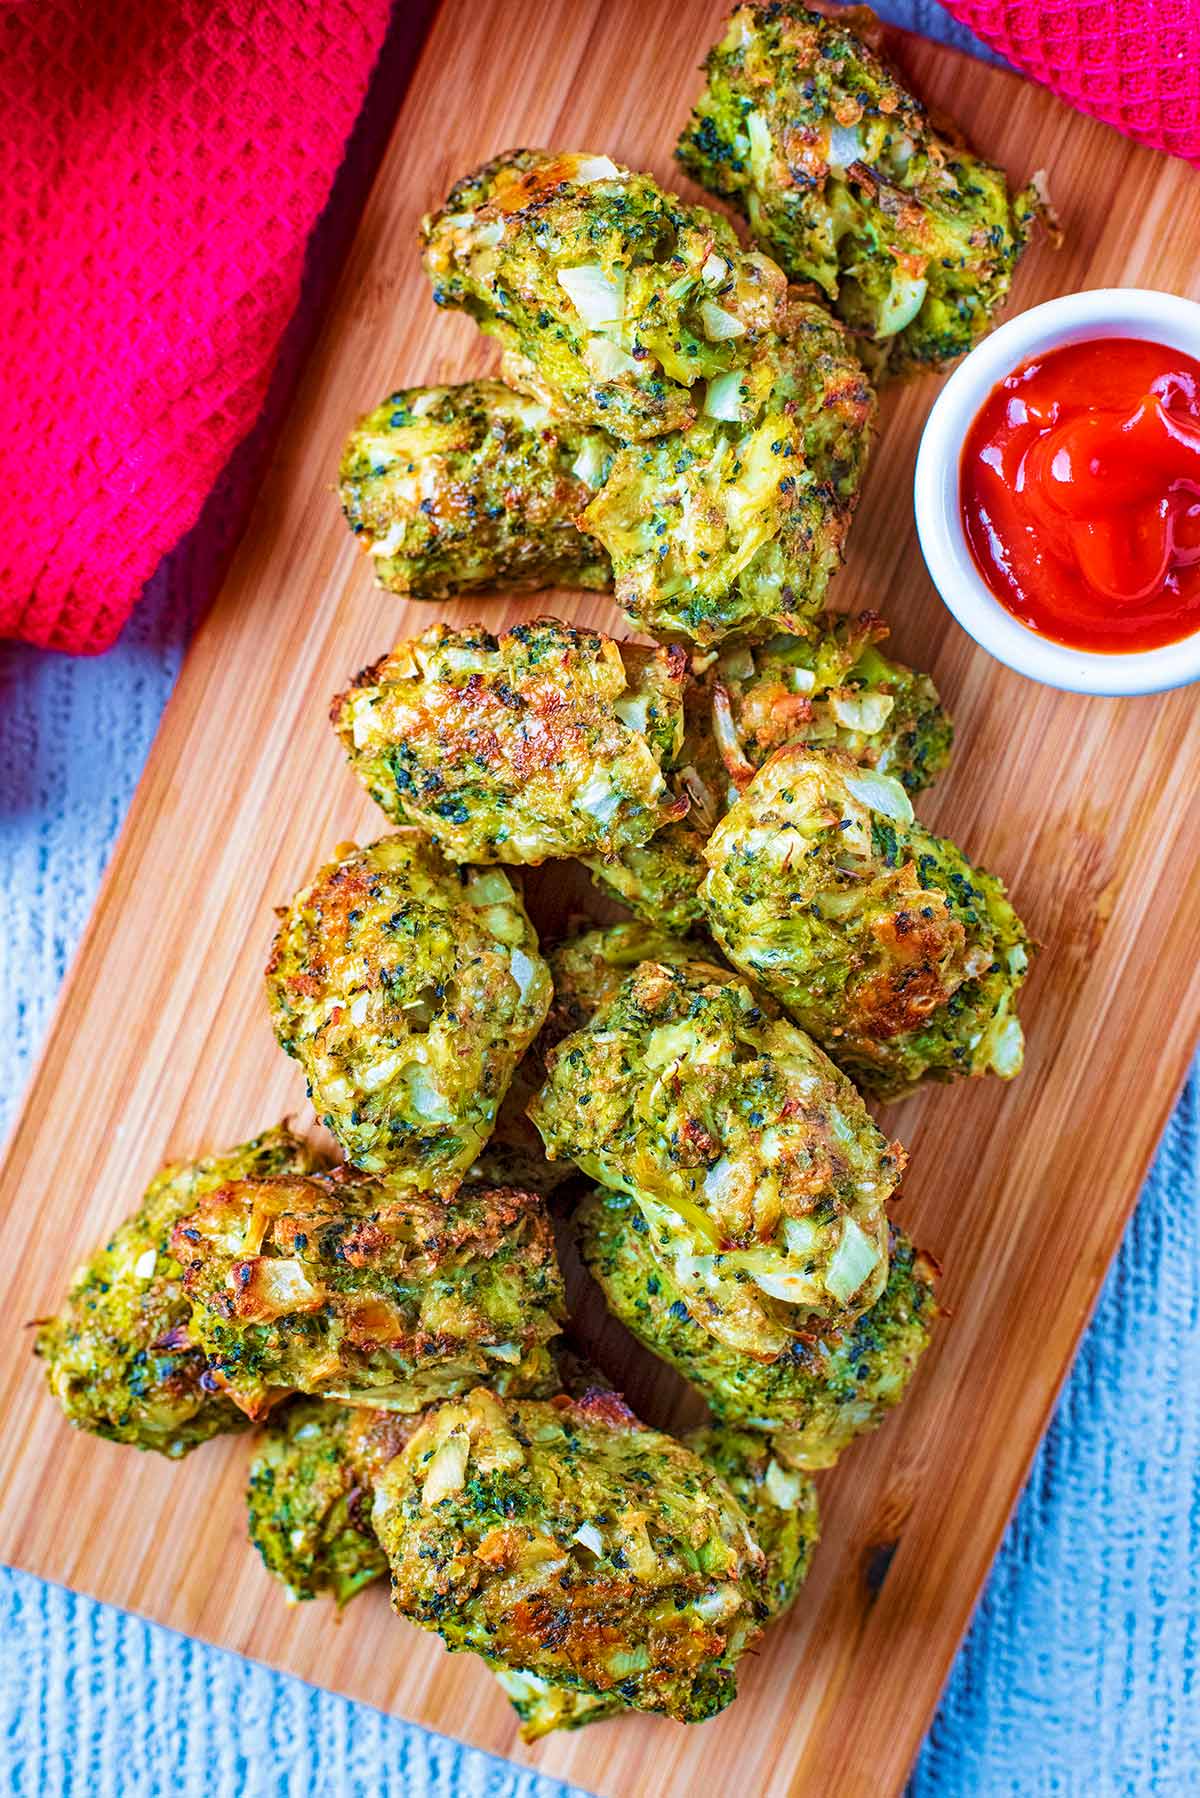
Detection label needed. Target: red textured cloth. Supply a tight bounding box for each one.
[939,0,1200,165]
[0,0,393,654]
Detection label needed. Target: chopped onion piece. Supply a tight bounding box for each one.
[704,371,747,422]
[615,1512,657,1580]
[816,886,869,920]
[403,1065,454,1123]
[983,1007,1025,1078]
[680,762,718,828]
[746,110,773,181]
[645,1022,699,1069]
[693,1583,741,1620]
[699,299,747,342]
[508,947,541,1002]
[474,218,505,248]
[782,1214,819,1258]
[557,263,625,330]
[607,1645,651,1675]
[831,691,895,734]
[963,943,994,980]
[751,1266,819,1303]
[248,1258,324,1315]
[465,869,516,907]
[764,1458,805,1510]
[369,521,407,558]
[613,693,650,736]
[828,122,863,175]
[464,866,510,906]
[878,271,928,338]
[571,437,610,488]
[493,1669,552,1703]
[759,1126,785,1165]
[824,1216,882,1305]
[572,155,621,183]
[701,252,728,285]
[421,1429,470,1506]
[703,1155,737,1206]
[575,769,621,822]
[717,644,756,681]
[712,679,756,790]
[572,1522,604,1555]
[583,336,641,380]
[843,767,914,823]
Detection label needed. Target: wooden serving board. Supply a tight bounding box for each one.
[3,5,1199,1793]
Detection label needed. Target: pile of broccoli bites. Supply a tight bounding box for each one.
[37,6,1051,1744]
[338,9,1046,638]
[349,143,879,646]
[676,3,1048,375]
[583,608,954,931]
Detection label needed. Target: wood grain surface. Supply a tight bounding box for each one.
[3,6,1200,1794]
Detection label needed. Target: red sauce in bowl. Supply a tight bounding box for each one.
[960,337,1200,655]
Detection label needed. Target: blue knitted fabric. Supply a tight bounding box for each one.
[3,5,1196,1793]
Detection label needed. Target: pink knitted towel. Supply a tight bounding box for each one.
[939,0,1200,166]
[0,0,393,654]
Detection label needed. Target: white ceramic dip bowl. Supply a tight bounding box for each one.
[913,287,1200,696]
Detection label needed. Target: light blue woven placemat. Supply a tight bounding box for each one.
[3,5,1197,1792]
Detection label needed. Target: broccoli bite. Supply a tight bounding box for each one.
[587,611,951,930]
[544,920,719,1045]
[35,1125,321,1458]
[372,1385,768,1722]
[711,611,952,794]
[579,299,873,646]
[498,1397,818,1734]
[488,1668,625,1741]
[582,674,730,930]
[173,1171,564,1419]
[677,3,1046,374]
[265,833,551,1183]
[685,1424,819,1613]
[584,814,718,937]
[701,745,1029,1095]
[248,1371,627,1741]
[530,959,904,1357]
[580,1189,938,1468]
[487,1393,816,1736]
[464,1064,574,1196]
[332,619,688,865]
[247,1397,418,1603]
[422,148,790,440]
[339,380,614,599]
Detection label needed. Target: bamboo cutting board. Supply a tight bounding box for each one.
[4,5,1200,1793]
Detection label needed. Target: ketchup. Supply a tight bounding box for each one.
[960,337,1200,654]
